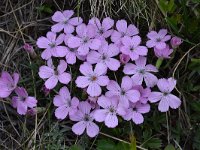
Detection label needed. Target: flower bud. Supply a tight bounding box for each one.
[170,37,182,48]
[120,54,130,64]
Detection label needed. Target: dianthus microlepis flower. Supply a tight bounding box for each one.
[148,78,181,112]
[111,19,139,45]
[70,101,99,137]
[67,24,101,56]
[106,76,140,108]
[170,36,182,48]
[53,86,79,120]
[89,17,114,40]
[123,56,158,87]
[12,87,37,115]
[37,32,66,60]
[0,72,19,98]
[146,29,171,50]
[154,44,173,59]
[122,102,150,124]
[39,59,71,89]
[94,95,126,128]
[87,42,120,72]
[75,62,109,97]
[121,35,148,61]
[133,85,151,104]
[51,10,83,33]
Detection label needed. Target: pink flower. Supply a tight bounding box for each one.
[64,34,86,64]
[53,86,79,119]
[37,32,67,60]
[0,72,19,98]
[87,96,99,109]
[106,76,140,108]
[133,85,151,104]
[123,57,158,87]
[12,87,37,115]
[89,17,114,40]
[51,10,83,33]
[67,24,101,56]
[87,42,120,72]
[70,101,99,137]
[154,45,173,59]
[23,43,37,58]
[170,36,182,48]
[39,59,71,89]
[146,29,171,50]
[75,62,109,97]
[121,36,148,60]
[94,95,126,128]
[119,54,130,64]
[27,108,37,116]
[111,20,139,44]
[148,78,181,112]
[122,102,150,124]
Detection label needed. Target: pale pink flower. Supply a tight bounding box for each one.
[119,54,130,64]
[170,36,182,48]
[154,45,173,59]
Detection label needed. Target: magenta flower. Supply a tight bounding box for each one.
[67,24,101,56]
[39,59,71,89]
[87,42,120,71]
[12,87,37,115]
[170,36,182,48]
[119,54,130,64]
[53,86,79,119]
[106,76,140,108]
[0,72,19,98]
[154,45,173,59]
[148,78,181,112]
[37,32,67,60]
[75,62,109,97]
[111,20,139,44]
[146,29,171,50]
[123,57,158,87]
[51,10,83,33]
[89,17,114,40]
[133,85,151,104]
[121,36,148,60]
[94,95,126,128]
[123,102,150,124]
[70,101,99,137]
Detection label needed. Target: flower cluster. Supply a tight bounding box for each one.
[37,10,182,137]
[0,72,37,115]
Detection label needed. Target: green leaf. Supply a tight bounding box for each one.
[97,139,115,150]
[36,4,53,14]
[143,138,162,149]
[130,135,137,150]
[116,142,130,150]
[164,144,175,150]
[68,145,82,150]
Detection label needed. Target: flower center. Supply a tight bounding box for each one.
[121,32,126,37]
[139,69,145,74]
[20,96,26,102]
[130,46,135,51]
[132,107,137,111]
[121,90,126,95]
[109,106,116,113]
[156,38,161,42]
[98,28,104,34]
[63,19,68,24]
[101,54,107,60]
[83,37,89,43]
[84,114,91,121]
[90,76,97,81]
[49,43,56,48]
[163,92,168,96]
[54,70,59,75]
[69,48,76,52]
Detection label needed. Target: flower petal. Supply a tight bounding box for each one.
[72,121,86,135]
[87,83,102,97]
[55,106,69,119]
[86,122,99,137]
[105,113,118,128]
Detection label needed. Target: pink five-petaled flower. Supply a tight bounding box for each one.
[12,87,37,115]
[67,24,101,56]
[70,101,99,138]
[94,95,126,128]
[75,62,109,97]
[89,17,114,40]
[154,45,173,59]
[122,102,150,124]
[53,86,79,120]
[133,85,151,104]
[123,57,158,87]
[39,59,71,89]
[87,42,120,72]
[51,10,83,33]
[0,72,19,98]
[111,19,139,44]
[37,32,66,60]
[146,29,171,50]
[106,76,140,108]
[148,78,181,112]
[121,36,148,60]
